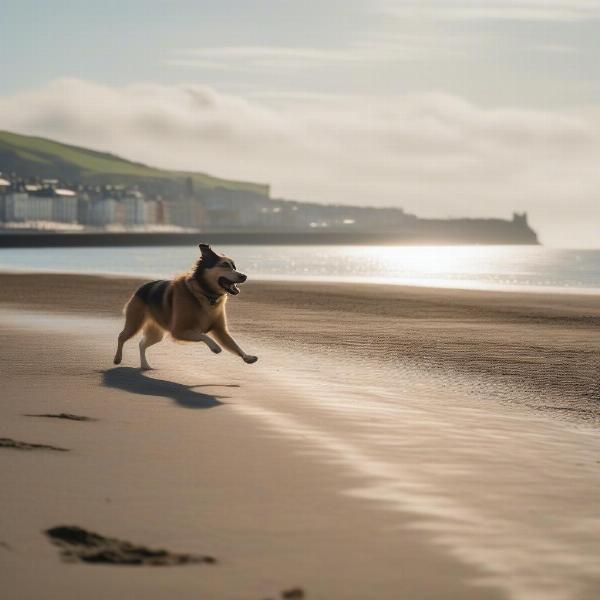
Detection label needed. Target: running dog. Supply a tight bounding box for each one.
[113,244,257,369]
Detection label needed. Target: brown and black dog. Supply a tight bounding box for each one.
[113,244,257,370]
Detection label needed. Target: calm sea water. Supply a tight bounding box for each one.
[0,245,599,294]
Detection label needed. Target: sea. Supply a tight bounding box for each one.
[0,245,599,294]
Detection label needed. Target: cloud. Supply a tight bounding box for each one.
[1,78,599,246]
[166,46,361,68]
[379,0,600,22]
[163,37,473,72]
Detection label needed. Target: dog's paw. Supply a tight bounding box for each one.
[243,355,258,364]
[211,345,223,354]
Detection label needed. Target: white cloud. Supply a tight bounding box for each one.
[379,0,600,22]
[1,78,599,246]
[163,37,472,72]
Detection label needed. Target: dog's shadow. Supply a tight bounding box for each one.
[102,367,237,409]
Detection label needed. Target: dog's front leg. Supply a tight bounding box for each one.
[211,328,258,364]
[172,329,222,354]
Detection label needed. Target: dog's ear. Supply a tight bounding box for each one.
[199,243,219,266]
[199,243,215,257]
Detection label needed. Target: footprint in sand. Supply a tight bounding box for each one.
[23,413,96,422]
[45,526,216,566]
[0,438,69,451]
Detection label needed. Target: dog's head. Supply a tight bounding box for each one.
[194,243,247,296]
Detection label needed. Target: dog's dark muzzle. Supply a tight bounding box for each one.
[218,274,246,295]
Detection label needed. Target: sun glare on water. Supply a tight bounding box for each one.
[258,245,556,292]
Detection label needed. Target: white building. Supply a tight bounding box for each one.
[0,178,11,221]
[89,198,118,226]
[144,199,160,225]
[5,193,53,221]
[122,194,146,226]
[1,186,79,224]
[51,189,78,223]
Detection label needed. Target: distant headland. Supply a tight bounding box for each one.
[0,130,539,246]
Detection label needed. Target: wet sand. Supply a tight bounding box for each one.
[1,272,600,600]
[2,272,599,419]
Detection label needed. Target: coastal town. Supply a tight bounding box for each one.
[0,171,415,233]
[0,129,540,244]
[0,171,538,246]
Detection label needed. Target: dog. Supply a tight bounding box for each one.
[113,244,257,370]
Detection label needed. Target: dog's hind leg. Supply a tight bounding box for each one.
[139,323,164,370]
[113,297,146,365]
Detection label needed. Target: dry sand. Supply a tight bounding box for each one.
[1,272,600,600]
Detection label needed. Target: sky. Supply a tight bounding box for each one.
[1,0,600,246]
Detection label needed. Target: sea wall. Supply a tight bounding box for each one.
[0,226,539,247]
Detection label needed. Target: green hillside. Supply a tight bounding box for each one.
[0,130,268,195]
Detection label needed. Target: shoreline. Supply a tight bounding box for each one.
[1,265,600,297]
[2,272,600,599]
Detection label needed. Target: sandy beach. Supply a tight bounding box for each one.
[1,272,600,600]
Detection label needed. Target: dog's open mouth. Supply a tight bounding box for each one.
[218,277,240,295]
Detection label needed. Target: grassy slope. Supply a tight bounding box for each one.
[0,130,268,194]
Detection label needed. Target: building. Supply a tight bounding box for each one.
[200,187,271,229]
[0,185,80,224]
[77,196,91,226]
[89,198,118,226]
[122,192,146,226]
[4,193,53,221]
[0,177,11,221]
[166,196,204,229]
[51,189,78,223]
[144,199,166,226]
